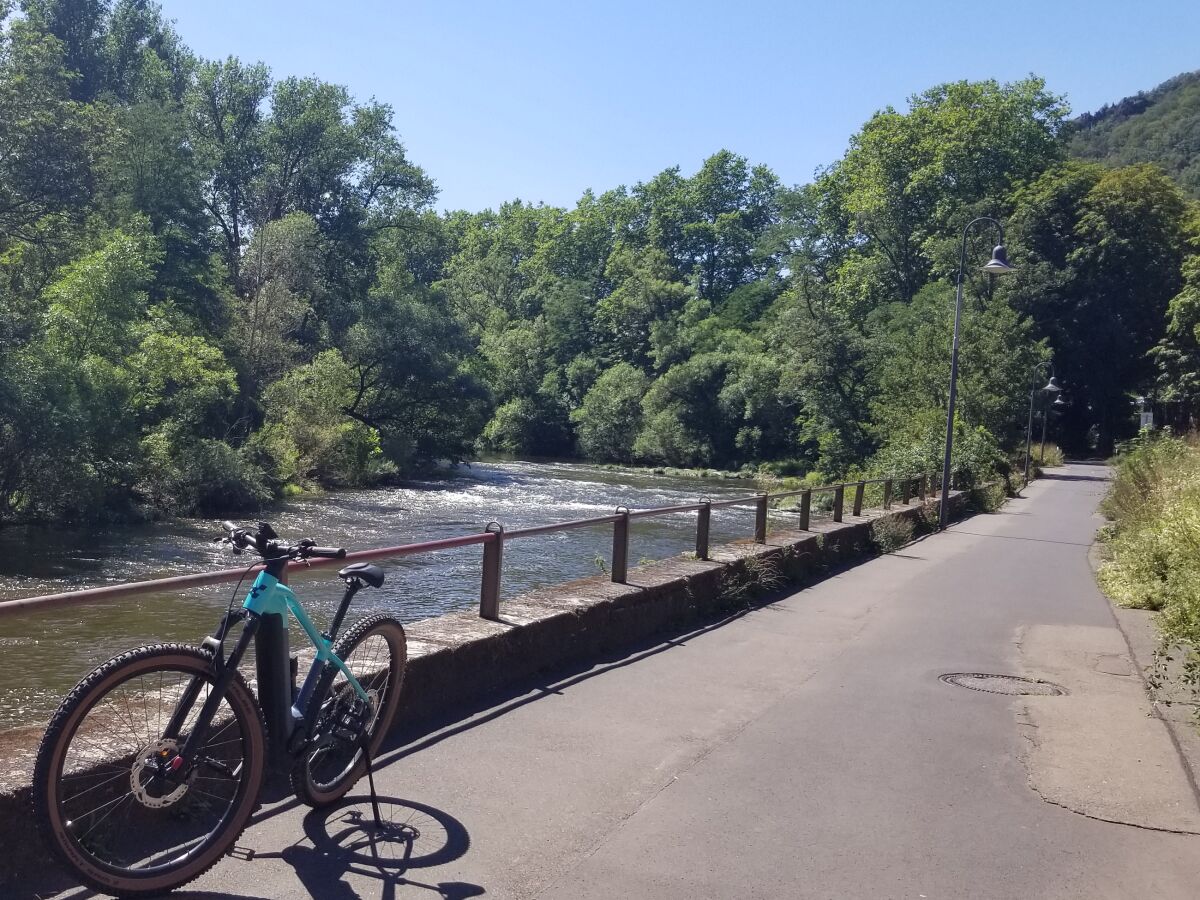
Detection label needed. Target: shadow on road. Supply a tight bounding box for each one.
[241,794,481,899]
[1038,472,1110,483]
[17,794,479,900]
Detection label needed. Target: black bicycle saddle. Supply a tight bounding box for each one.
[337,562,385,588]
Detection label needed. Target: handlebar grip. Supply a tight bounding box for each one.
[307,547,346,559]
[220,521,257,551]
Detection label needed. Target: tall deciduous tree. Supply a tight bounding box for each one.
[1008,162,1190,452]
[813,77,1069,308]
[0,14,98,245]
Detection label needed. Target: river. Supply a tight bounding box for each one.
[0,460,791,731]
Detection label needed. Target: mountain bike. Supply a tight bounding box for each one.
[32,521,408,898]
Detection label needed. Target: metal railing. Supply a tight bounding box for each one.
[0,473,942,623]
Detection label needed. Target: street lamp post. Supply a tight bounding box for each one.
[1023,368,1061,484]
[939,217,1015,530]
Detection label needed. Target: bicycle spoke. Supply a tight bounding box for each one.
[61,771,126,804]
[61,764,127,780]
[74,790,136,837]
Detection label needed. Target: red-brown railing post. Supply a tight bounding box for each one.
[833,485,845,522]
[754,493,768,543]
[918,475,927,501]
[799,489,812,530]
[853,481,865,517]
[480,522,504,620]
[696,500,711,560]
[612,507,630,583]
[883,479,893,509]
[902,477,912,505]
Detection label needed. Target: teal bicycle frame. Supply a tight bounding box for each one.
[169,566,371,771]
[242,570,370,766]
[243,571,371,706]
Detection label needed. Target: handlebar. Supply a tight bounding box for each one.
[298,542,347,560]
[218,522,345,561]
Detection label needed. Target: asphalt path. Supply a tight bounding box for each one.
[30,463,1200,899]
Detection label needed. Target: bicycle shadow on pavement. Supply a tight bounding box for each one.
[21,794,479,900]
[241,793,482,900]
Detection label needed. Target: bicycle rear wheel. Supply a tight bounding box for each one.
[291,614,406,807]
[33,644,265,898]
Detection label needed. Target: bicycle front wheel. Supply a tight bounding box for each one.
[291,614,407,807]
[33,644,266,898]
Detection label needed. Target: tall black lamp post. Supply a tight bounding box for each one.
[939,217,1015,530]
[1023,368,1062,484]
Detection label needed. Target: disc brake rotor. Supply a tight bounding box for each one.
[130,739,190,809]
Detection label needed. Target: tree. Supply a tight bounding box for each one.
[634,350,791,468]
[477,318,572,455]
[1150,201,1200,426]
[0,15,98,245]
[571,363,648,462]
[1008,162,1190,452]
[44,221,159,358]
[254,349,387,488]
[813,77,1069,306]
[20,0,107,99]
[185,56,269,287]
[629,151,781,303]
[594,246,692,369]
[232,211,325,393]
[870,283,1045,450]
[338,289,488,468]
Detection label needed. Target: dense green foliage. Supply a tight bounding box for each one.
[0,1,475,520]
[1007,162,1191,452]
[1072,71,1200,200]
[1099,433,1200,702]
[1,3,1197,525]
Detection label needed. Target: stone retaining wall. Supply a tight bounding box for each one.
[0,491,968,886]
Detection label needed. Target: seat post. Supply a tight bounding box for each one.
[325,579,361,644]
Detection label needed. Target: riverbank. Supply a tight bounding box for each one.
[0,461,778,731]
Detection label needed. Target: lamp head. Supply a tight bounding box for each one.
[1052,395,1067,409]
[1043,376,1062,394]
[981,244,1015,275]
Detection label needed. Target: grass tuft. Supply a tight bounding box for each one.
[871,515,914,553]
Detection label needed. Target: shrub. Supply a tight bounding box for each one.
[871,516,914,553]
[1100,430,1191,526]
[917,501,941,531]
[139,427,270,515]
[968,481,1008,513]
[717,555,786,611]
[1099,432,1200,612]
[1098,432,1200,712]
[1031,442,1065,470]
[869,409,1004,491]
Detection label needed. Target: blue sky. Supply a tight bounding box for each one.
[158,0,1200,212]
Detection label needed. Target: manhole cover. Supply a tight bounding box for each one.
[939,673,1066,696]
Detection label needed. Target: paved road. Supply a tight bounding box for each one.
[31,464,1200,899]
